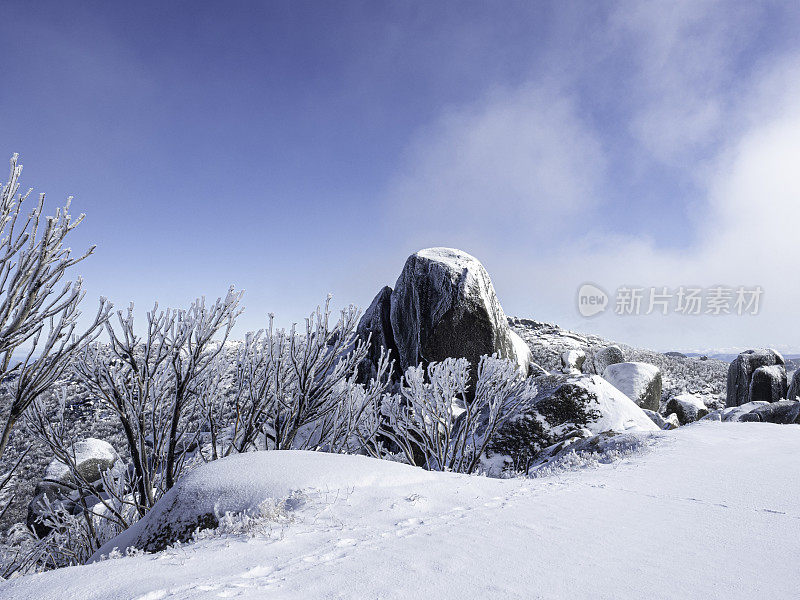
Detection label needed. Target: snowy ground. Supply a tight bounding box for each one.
[2,422,798,599]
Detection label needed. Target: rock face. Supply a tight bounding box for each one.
[749,365,787,404]
[665,394,709,425]
[788,369,800,402]
[389,248,532,378]
[591,345,625,375]
[726,349,785,407]
[28,438,121,537]
[356,286,400,382]
[560,349,586,373]
[490,374,658,470]
[602,362,662,412]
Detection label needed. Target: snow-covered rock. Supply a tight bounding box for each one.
[356,286,400,382]
[665,394,710,425]
[703,401,770,422]
[749,365,787,404]
[590,345,625,375]
[491,374,658,467]
[602,362,662,411]
[560,349,586,373]
[726,349,784,407]
[93,451,437,558]
[737,400,800,424]
[389,248,532,379]
[27,438,121,537]
[664,413,681,429]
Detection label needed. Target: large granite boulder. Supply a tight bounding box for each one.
[389,248,532,379]
[490,374,658,471]
[726,349,785,407]
[749,365,787,404]
[356,286,400,382]
[602,362,662,412]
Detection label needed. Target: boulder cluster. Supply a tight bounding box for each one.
[718,348,800,424]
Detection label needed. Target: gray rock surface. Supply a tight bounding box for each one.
[738,400,800,424]
[726,349,784,407]
[788,369,800,402]
[591,345,625,375]
[356,286,400,382]
[749,365,787,404]
[665,394,709,425]
[389,248,532,380]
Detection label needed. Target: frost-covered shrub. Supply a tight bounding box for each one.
[0,154,110,519]
[379,355,537,473]
[202,297,392,457]
[72,290,243,513]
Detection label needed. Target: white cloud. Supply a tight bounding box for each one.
[378,3,800,352]
[384,82,606,241]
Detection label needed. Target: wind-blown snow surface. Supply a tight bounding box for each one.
[4,423,800,599]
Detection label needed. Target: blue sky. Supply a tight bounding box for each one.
[3,1,800,351]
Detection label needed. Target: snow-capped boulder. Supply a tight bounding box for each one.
[28,438,121,537]
[749,365,787,404]
[560,349,586,373]
[92,451,437,558]
[665,394,709,425]
[590,345,625,375]
[356,286,400,382]
[602,362,662,412]
[389,248,532,379]
[490,374,658,467]
[664,413,680,429]
[738,400,800,424]
[703,401,770,422]
[726,349,784,407]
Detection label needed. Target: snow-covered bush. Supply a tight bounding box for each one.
[204,297,392,457]
[379,355,537,473]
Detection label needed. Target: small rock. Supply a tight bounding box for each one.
[665,394,710,425]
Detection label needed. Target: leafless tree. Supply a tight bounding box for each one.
[0,154,110,501]
[73,289,243,513]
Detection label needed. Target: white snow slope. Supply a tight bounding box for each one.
[3,422,799,600]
